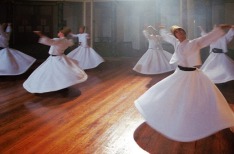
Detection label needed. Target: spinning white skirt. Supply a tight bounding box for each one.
[23,55,88,93]
[133,49,176,74]
[135,68,234,142]
[201,52,234,83]
[67,46,104,70]
[0,48,36,75]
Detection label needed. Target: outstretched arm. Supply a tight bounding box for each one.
[34,31,46,38]
[70,33,78,38]
[159,25,178,48]
[225,27,234,43]
[196,24,231,49]
[5,23,12,33]
[198,26,207,36]
[34,31,58,46]
[142,30,150,39]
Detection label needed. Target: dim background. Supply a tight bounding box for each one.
[1,0,234,61]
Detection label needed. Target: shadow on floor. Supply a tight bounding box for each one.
[134,122,234,154]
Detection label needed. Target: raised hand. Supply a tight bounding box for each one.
[217,24,232,30]
[33,31,43,37]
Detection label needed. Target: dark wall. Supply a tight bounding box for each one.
[0,1,83,60]
[1,0,234,60]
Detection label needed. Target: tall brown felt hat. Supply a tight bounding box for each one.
[170,25,184,35]
[60,27,71,36]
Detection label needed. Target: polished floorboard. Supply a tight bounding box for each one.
[0,58,234,154]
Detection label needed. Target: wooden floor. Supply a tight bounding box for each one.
[0,58,234,154]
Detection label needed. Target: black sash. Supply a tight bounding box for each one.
[50,54,63,56]
[212,48,223,53]
[0,47,4,50]
[178,65,196,71]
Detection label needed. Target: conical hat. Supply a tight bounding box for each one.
[60,27,71,36]
[170,25,184,34]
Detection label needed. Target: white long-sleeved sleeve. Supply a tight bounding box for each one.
[6,25,12,33]
[225,28,234,43]
[159,28,178,48]
[38,36,73,47]
[39,36,58,46]
[70,33,78,38]
[142,30,150,39]
[39,36,74,47]
[198,26,207,36]
[195,27,225,49]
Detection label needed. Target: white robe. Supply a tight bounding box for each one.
[201,28,234,83]
[0,24,36,75]
[67,33,104,70]
[134,27,234,142]
[133,30,176,74]
[23,36,87,93]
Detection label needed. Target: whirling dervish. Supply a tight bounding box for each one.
[23,27,87,93]
[133,26,176,74]
[67,25,104,70]
[0,23,36,76]
[134,24,234,142]
[199,26,234,83]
